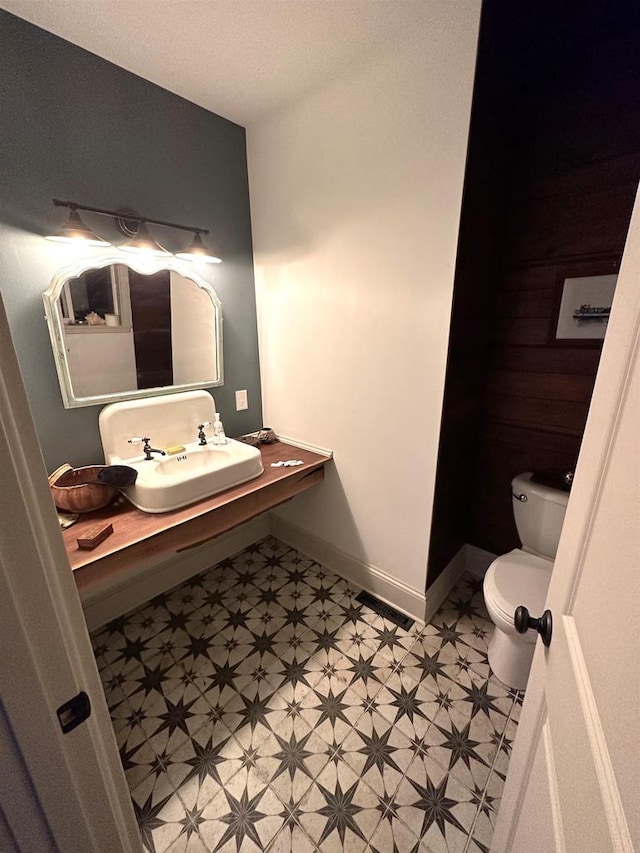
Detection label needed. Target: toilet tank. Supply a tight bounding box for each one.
[512,472,569,559]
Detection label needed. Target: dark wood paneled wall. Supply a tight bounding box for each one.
[427,4,640,584]
[469,52,639,556]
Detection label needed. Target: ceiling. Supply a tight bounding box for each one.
[0,0,428,126]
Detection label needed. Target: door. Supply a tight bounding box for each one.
[491,187,640,851]
[0,294,141,852]
[129,269,173,388]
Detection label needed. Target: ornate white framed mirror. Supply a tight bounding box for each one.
[43,254,223,408]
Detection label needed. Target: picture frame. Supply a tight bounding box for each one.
[552,266,618,345]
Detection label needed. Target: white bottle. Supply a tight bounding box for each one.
[212,412,227,445]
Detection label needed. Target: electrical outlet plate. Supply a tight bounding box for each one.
[235,389,248,411]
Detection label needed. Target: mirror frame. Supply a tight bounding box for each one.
[43,253,223,409]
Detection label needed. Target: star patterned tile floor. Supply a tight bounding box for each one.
[91,537,523,853]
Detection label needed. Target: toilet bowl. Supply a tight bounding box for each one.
[484,549,552,689]
[483,473,569,690]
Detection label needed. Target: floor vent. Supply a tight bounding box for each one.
[355,591,414,631]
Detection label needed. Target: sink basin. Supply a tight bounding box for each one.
[122,439,263,513]
[99,390,263,513]
[155,446,235,477]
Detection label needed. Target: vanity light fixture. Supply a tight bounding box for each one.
[46,199,222,263]
[45,205,110,247]
[119,221,170,257]
[175,231,222,264]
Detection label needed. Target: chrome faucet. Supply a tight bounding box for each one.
[128,437,166,461]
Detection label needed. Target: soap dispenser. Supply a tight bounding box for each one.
[212,412,227,445]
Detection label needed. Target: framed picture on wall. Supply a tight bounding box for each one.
[552,270,618,344]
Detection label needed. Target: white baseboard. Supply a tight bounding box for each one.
[274,435,333,458]
[424,543,497,623]
[465,544,497,578]
[270,516,426,624]
[80,505,498,633]
[424,545,468,624]
[80,516,270,631]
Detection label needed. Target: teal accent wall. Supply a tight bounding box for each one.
[0,10,262,470]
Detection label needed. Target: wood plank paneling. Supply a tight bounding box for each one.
[468,37,640,556]
[428,9,640,581]
[491,345,602,375]
[499,257,620,291]
[528,153,640,200]
[129,270,173,389]
[484,394,590,435]
[493,318,550,346]
[510,198,634,263]
[495,289,556,318]
[468,422,583,554]
[483,421,584,456]
[498,265,562,292]
[486,371,595,403]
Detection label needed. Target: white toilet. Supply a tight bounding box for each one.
[483,472,569,690]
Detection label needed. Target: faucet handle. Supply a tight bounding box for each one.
[128,436,165,460]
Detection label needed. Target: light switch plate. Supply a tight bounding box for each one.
[235,389,248,411]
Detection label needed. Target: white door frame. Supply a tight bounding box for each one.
[492,185,640,851]
[0,294,141,852]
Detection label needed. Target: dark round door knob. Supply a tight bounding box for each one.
[514,605,553,647]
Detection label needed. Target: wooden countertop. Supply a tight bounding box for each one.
[63,440,330,594]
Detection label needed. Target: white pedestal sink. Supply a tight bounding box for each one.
[99,390,263,513]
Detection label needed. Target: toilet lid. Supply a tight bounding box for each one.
[486,550,552,622]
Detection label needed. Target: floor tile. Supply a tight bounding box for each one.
[373,671,443,742]
[366,801,423,853]
[252,725,330,804]
[198,766,286,852]
[134,786,188,853]
[395,755,477,853]
[339,710,416,799]
[264,820,317,852]
[297,759,381,852]
[400,638,463,696]
[165,832,209,853]
[92,544,520,853]
[299,677,367,743]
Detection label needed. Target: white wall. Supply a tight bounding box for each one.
[170,270,219,385]
[248,2,480,602]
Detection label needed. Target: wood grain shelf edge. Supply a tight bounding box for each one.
[64,441,329,595]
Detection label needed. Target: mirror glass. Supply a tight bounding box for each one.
[43,255,223,408]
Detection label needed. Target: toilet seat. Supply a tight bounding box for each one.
[485,549,552,628]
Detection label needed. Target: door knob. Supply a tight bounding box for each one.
[514,606,553,647]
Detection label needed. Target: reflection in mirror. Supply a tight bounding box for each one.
[43,255,223,408]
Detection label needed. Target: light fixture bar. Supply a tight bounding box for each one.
[52,199,210,235]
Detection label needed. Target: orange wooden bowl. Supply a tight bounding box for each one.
[50,465,118,513]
